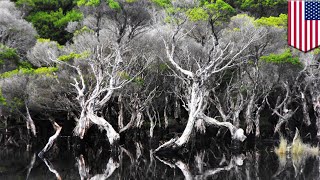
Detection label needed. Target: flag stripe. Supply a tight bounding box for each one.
[294,1,297,48]
[315,21,319,47]
[289,0,320,52]
[288,1,291,45]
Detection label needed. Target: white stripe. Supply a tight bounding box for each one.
[307,20,311,51]
[297,2,300,49]
[313,20,316,49]
[291,1,295,46]
[302,1,305,51]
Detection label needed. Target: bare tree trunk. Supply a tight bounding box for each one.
[38,120,62,157]
[175,161,193,180]
[119,111,136,133]
[254,99,266,138]
[301,92,311,126]
[164,96,169,128]
[88,112,120,145]
[25,105,36,137]
[245,95,255,134]
[316,107,320,137]
[146,107,156,137]
[174,82,201,147]
[77,155,89,180]
[174,86,181,120]
[118,94,124,130]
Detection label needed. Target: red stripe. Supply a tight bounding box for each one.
[294,1,297,48]
[316,21,318,48]
[288,1,291,45]
[305,20,308,52]
[310,21,313,50]
[299,1,302,50]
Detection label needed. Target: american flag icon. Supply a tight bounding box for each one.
[288,0,320,52]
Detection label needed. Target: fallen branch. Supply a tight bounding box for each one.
[199,113,246,142]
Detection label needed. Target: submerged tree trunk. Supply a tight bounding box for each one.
[175,81,202,147]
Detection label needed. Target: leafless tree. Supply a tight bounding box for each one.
[154,14,265,151]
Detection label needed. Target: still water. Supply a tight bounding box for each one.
[0,137,320,180]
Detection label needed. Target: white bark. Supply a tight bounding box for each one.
[199,114,246,142]
[175,81,203,146]
[77,155,89,180]
[118,94,124,130]
[38,120,62,157]
[164,95,169,128]
[26,153,36,180]
[25,105,37,137]
[88,112,120,145]
[146,107,156,137]
[301,92,311,126]
[175,161,193,180]
[90,157,119,180]
[41,158,62,180]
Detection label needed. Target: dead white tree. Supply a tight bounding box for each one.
[267,82,296,134]
[154,15,264,151]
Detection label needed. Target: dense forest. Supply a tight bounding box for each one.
[0,0,319,155]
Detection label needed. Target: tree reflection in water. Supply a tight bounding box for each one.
[1,140,320,179]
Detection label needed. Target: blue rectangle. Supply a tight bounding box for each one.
[305,1,320,20]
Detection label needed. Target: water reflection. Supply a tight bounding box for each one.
[41,157,62,180]
[1,140,320,179]
[274,152,320,179]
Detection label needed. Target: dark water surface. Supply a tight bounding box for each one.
[1,138,320,180]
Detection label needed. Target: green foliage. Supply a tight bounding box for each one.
[58,51,90,61]
[255,14,287,28]
[126,0,137,3]
[54,9,83,27]
[18,61,33,69]
[187,7,209,21]
[0,45,20,65]
[133,76,144,86]
[33,67,58,75]
[77,0,100,6]
[21,0,82,44]
[76,0,120,9]
[159,63,169,71]
[119,71,130,80]
[238,0,287,9]
[151,0,171,8]
[0,67,58,78]
[186,0,235,22]
[260,49,300,65]
[108,0,121,10]
[0,89,7,106]
[74,26,94,36]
